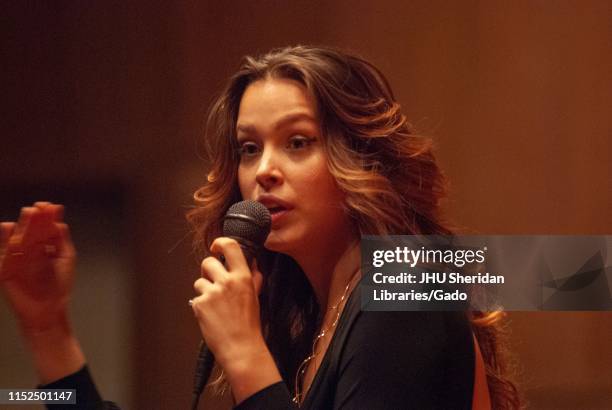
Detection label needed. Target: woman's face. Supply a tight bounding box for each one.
[236,78,351,255]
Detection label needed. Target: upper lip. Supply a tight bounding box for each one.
[256,194,293,212]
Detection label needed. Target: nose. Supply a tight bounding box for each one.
[255,147,283,190]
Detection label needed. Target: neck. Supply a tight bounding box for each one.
[290,234,361,311]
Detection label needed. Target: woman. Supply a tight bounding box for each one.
[0,46,519,409]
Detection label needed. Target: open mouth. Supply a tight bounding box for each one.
[268,206,287,215]
[256,195,292,221]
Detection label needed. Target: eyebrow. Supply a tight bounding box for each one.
[236,112,317,135]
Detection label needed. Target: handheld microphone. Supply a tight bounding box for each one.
[191,200,271,410]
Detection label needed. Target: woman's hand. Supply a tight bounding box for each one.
[0,202,84,384]
[191,237,266,365]
[0,202,76,334]
[191,237,282,404]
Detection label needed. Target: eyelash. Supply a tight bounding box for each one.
[237,135,316,157]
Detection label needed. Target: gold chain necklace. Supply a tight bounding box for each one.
[292,269,361,406]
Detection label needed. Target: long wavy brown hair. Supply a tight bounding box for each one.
[187,45,520,409]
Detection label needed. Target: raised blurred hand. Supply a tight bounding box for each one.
[0,202,84,383]
[0,202,76,333]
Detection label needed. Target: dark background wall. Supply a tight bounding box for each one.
[1,1,610,409]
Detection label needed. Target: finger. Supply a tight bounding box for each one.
[209,237,249,274]
[189,294,207,317]
[55,223,75,259]
[51,204,65,222]
[37,205,58,236]
[34,202,64,223]
[252,263,263,295]
[0,222,16,248]
[22,206,60,249]
[193,277,213,294]
[12,207,36,240]
[200,256,226,283]
[1,222,22,280]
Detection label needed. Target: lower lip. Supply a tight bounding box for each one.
[270,209,290,225]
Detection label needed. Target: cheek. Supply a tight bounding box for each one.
[305,163,345,206]
[302,155,333,184]
[237,166,254,199]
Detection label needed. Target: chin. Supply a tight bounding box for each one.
[264,238,290,253]
[264,231,299,254]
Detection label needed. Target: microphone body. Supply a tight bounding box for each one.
[191,200,271,409]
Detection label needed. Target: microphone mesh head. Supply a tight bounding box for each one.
[223,200,271,247]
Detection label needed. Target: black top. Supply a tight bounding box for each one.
[41,366,117,410]
[42,287,475,410]
[236,286,475,410]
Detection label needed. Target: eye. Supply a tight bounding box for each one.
[287,135,316,150]
[237,141,261,157]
